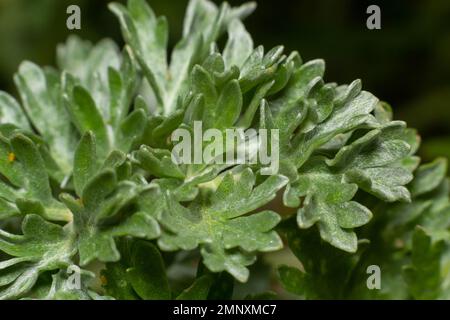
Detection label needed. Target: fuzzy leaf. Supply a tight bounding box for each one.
[73,131,98,196]
[0,92,30,130]
[293,157,372,252]
[14,62,77,174]
[223,19,253,69]
[110,0,255,115]
[0,215,76,299]
[158,169,287,282]
[0,133,71,221]
[61,140,160,266]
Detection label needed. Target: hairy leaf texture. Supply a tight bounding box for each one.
[0,0,448,299]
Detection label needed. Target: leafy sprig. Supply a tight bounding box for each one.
[0,0,448,300]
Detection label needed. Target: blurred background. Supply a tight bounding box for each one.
[0,0,449,163]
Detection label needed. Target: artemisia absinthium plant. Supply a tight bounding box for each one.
[0,0,448,299]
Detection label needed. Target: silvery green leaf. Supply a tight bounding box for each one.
[57,36,121,116]
[0,92,30,130]
[134,145,185,180]
[14,62,77,175]
[293,157,372,252]
[158,169,287,282]
[239,46,285,93]
[0,215,76,299]
[110,0,255,115]
[61,139,161,266]
[223,19,253,69]
[63,85,110,160]
[0,133,71,222]
[39,268,113,300]
[73,131,99,197]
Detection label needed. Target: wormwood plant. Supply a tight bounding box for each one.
[0,0,449,300]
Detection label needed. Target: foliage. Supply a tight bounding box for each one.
[0,0,448,300]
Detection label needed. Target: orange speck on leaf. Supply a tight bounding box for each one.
[100,275,108,286]
[7,152,15,163]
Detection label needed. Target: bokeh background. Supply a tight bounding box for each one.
[0,0,449,163]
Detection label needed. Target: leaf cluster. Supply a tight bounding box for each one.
[0,0,448,300]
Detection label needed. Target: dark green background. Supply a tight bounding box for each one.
[0,0,449,162]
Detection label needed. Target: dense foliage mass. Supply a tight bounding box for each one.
[0,0,448,299]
